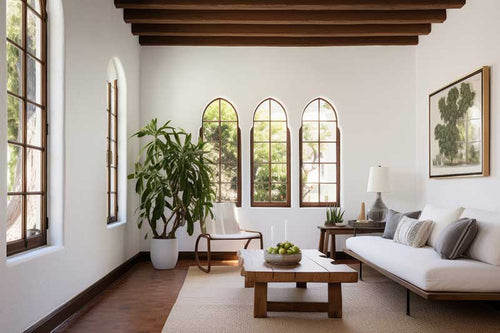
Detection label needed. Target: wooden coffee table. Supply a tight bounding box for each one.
[238,249,358,318]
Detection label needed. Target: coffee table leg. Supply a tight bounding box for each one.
[328,283,342,318]
[296,282,307,288]
[254,282,268,318]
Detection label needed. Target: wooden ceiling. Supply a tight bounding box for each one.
[114,0,466,46]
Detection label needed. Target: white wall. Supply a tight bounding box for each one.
[0,1,141,332]
[415,0,500,210]
[140,46,418,252]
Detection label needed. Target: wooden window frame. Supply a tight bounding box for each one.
[200,98,242,207]
[6,0,48,256]
[106,80,119,223]
[251,98,291,207]
[299,98,341,207]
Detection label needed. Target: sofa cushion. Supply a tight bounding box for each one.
[383,209,421,239]
[418,204,464,248]
[434,218,478,260]
[346,236,500,292]
[461,208,500,266]
[393,217,433,248]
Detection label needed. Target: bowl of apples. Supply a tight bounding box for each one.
[264,241,302,266]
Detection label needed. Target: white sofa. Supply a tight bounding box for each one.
[344,207,500,300]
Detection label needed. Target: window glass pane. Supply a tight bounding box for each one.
[220,100,237,121]
[254,104,269,121]
[270,100,286,121]
[271,183,287,202]
[302,142,318,163]
[302,122,319,142]
[7,95,23,142]
[320,100,336,121]
[221,164,237,183]
[253,143,269,163]
[303,102,318,121]
[220,123,238,163]
[202,122,219,143]
[270,143,287,163]
[7,195,23,242]
[270,122,286,141]
[27,103,42,147]
[110,115,117,141]
[27,195,42,238]
[7,144,23,192]
[254,183,269,202]
[26,148,42,192]
[302,183,319,203]
[320,122,336,141]
[27,55,42,104]
[27,9,42,58]
[7,0,23,45]
[320,164,336,183]
[271,164,287,183]
[320,143,336,163]
[221,182,237,202]
[320,184,337,203]
[302,163,318,184]
[203,100,219,121]
[254,164,270,183]
[7,42,23,95]
[253,121,269,142]
[28,0,42,14]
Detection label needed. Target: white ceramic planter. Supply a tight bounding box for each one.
[150,238,179,270]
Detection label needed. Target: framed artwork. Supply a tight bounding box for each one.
[429,67,490,178]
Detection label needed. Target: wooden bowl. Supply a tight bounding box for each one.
[263,251,302,266]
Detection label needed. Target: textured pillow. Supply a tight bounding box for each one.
[418,204,464,247]
[434,218,478,260]
[394,216,434,248]
[383,210,422,239]
[460,208,500,266]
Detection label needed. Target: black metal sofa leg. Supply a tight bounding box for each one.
[406,289,411,316]
[359,262,363,281]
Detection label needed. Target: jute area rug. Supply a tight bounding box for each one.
[162,266,500,333]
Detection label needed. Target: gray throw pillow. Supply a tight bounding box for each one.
[383,209,422,239]
[434,218,478,260]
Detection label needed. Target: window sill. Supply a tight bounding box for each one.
[106,220,127,229]
[6,245,64,267]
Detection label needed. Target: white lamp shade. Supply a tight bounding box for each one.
[367,166,391,193]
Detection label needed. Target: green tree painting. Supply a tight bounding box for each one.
[433,82,478,166]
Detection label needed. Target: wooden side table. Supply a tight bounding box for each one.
[317,224,385,259]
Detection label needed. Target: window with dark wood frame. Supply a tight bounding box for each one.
[200,98,241,207]
[251,98,291,207]
[300,98,340,207]
[106,80,119,223]
[6,0,48,255]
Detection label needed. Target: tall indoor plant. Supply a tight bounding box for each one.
[129,119,214,269]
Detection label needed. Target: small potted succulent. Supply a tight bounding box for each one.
[326,204,345,227]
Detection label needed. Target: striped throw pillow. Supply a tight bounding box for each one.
[393,216,434,248]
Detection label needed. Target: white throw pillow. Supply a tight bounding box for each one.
[461,208,500,266]
[393,216,434,248]
[418,204,464,248]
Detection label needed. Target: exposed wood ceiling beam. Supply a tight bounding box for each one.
[132,24,431,37]
[124,10,446,25]
[139,36,419,46]
[116,0,465,11]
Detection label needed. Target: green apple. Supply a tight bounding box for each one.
[287,249,294,254]
[284,243,291,249]
[278,248,286,255]
[273,248,279,254]
[268,247,275,254]
[292,246,300,253]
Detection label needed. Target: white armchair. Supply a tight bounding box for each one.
[195,202,263,273]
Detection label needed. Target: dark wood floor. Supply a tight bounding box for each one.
[54,259,238,333]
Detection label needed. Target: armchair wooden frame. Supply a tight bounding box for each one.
[195,230,263,273]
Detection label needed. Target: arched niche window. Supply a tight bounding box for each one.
[6,0,48,255]
[200,98,241,206]
[300,98,340,207]
[251,98,290,207]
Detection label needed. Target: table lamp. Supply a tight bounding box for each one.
[366,166,390,222]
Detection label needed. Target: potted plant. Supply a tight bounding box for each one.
[129,119,215,269]
[326,204,345,227]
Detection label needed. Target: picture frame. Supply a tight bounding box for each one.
[429,67,490,178]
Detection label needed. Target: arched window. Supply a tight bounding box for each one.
[251,98,290,207]
[6,0,47,255]
[300,98,340,207]
[201,98,241,206]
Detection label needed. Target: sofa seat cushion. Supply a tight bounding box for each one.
[346,236,500,292]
